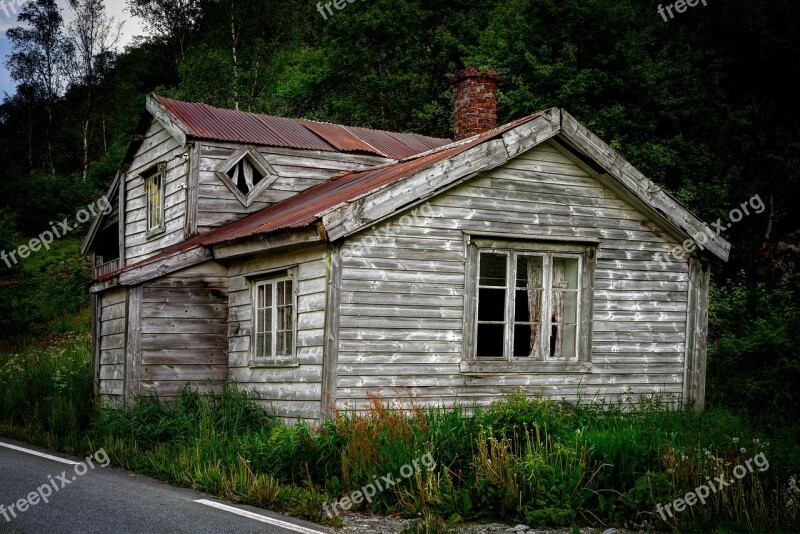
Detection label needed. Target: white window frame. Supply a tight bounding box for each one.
[249,269,298,367]
[461,237,596,373]
[143,163,166,236]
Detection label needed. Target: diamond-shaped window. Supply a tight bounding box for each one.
[215,145,279,207]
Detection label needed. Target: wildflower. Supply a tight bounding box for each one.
[740,448,747,454]
[732,437,739,444]
[753,438,759,444]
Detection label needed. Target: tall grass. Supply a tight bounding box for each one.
[0,331,94,450]
[1,334,798,531]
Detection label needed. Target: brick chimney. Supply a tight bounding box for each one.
[452,66,499,140]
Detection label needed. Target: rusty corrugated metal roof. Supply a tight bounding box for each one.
[96,113,540,283]
[156,96,451,159]
[296,120,386,156]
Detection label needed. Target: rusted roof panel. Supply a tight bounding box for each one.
[156,96,451,160]
[296,120,384,156]
[157,97,335,151]
[346,126,421,160]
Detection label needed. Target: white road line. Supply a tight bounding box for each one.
[0,442,80,465]
[194,499,326,534]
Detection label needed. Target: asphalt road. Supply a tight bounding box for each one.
[0,439,329,534]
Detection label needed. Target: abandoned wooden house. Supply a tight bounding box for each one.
[83,67,730,423]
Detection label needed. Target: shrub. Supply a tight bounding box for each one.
[707,274,800,428]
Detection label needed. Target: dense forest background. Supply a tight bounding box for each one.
[0,0,798,427]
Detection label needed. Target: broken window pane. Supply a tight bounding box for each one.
[513,323,541,357]
[478,288,506,321]
[228,157,266,196]
[477,253,507,358]
[477,323,504,358]
[479,252,507,286]
[513,255,544,358]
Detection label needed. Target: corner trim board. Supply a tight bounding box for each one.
[320,244,342,418]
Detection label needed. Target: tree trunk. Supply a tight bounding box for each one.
[82,118,90,181]
[230,0,239,111]
[46,106,55,175]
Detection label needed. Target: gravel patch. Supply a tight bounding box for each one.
[334,512,636,534]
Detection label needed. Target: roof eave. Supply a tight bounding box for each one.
[146,94,190,146]
[557,110,730,262]
[319,108,563,241]
[317,107,729,263]
[210,225,327,260]
[80,171,120,256]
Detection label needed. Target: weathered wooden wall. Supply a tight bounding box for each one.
[98,287,127,406]
[227,246,329,424]
[334,140,690,411]
[135,263,230,399]
[684,258,710,408]
[124,118,189,265]
[195,143,389,233]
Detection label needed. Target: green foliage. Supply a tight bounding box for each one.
[0,238,91,341]
[0,332,94,450]
[707,274,800,428]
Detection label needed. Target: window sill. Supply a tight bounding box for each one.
[145,226,166,239]
[248,359,299,369]
[460,359,592,375]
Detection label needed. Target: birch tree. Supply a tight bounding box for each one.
[5,0,68,173]
[127,0,201,63]
[65,0,122,181]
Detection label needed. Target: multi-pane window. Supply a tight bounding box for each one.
[253,275,295,362]
[474,247,584,361]
[144,165,165,233]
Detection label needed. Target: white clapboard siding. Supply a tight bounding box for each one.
[98,287,127,406]
[124,119,189,265]
[196,143,391,233]
[226,245,328,422]
[335,140,691,411]
[137,263,229,400]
